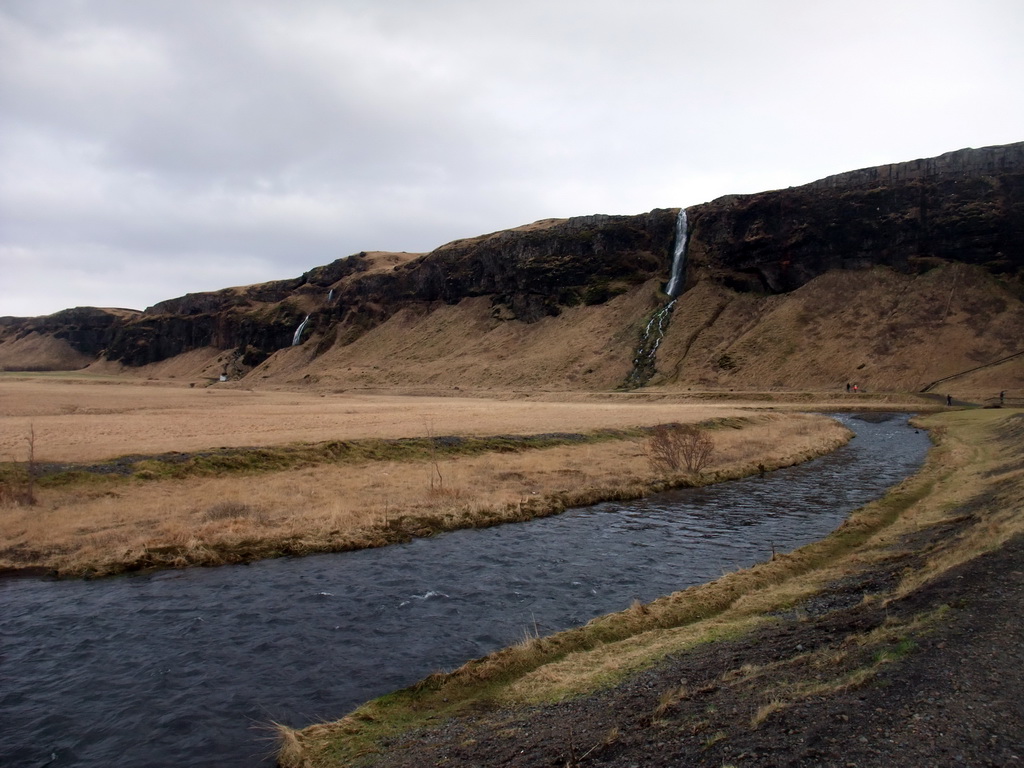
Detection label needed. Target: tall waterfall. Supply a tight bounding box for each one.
[291,315,311,346]
[622,208,689,388]
[665,208,688,297]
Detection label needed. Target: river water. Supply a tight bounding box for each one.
[0,413,930,767]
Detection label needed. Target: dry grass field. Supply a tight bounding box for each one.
[0,375,932,464]
[0,376,860,576]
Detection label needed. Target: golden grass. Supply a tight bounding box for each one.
[0,412,849,576]
[0,377,845,463]
[278,408,1024,767]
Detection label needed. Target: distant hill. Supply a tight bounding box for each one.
[2,142,1022,397]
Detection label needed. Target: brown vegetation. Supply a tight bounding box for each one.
[0,377,796,463]
[0,399,849,576]
[655,263,1024,396]
[647,423,715,474]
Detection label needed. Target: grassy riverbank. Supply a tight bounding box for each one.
[277,408,1024,767]
[1,408,848,577]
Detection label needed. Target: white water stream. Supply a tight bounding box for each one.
[291,315,311,346]
[665,208,689,297]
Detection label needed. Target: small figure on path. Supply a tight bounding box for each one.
[947,394,953,406]
[1000,390,1005,405]
[846,382,851,392]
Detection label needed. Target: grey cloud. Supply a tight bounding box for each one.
[2,0,1022,316]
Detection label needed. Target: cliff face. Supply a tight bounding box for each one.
[686,142,1024,294]
[0,307,139,363]
[1,142,1021,382]
[345,213,677,321]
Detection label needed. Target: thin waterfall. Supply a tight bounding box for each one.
[622,208,689,388]
[665,208,688,297]
[327,289,334,302]
[291,315,311,346]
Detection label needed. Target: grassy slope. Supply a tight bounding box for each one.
[247,263,1024,398]
[656,263,1024,395]
[278,407,1024,767]
[5,264,1021,399]
[0,332,94,372]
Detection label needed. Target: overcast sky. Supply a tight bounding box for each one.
[2,0,1022,316]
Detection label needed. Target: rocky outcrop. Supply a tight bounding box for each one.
[686,142,1024,294]
[0,307,139,360]
[340,212,677,322]
[145,255,368,316]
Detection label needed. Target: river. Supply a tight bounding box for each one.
[0,413,931,767]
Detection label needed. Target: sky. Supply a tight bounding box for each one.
[2,1,1022,317]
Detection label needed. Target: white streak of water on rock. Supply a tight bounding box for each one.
[292,315,311,346]
[665,208,688,297]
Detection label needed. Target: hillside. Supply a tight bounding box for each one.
[2,142,1022,397]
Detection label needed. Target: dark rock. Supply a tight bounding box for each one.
[687,142,1024,294]
[0,306,139,358]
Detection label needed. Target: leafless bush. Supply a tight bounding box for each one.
[1,425,39,507]
[0,481,17,507]
[24,425,37,505]
[648,423,714,475]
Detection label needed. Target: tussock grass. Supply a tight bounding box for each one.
[278,409,1024,767]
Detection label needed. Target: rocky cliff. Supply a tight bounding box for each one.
[1,142,1022,388]
[685,142,1024,294]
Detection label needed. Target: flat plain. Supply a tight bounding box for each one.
[0,375,899,576]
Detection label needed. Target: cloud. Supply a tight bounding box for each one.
[2,0,1022,315]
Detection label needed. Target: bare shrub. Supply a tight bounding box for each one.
[25,424,38,505]
[0,481,17,507]
[0,425,39,507]
[648,423,714,474]
[427,486,464,501]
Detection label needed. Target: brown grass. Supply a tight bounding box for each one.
[0,377,821,463]
[0,399,849,576]
[655,264,1024,397]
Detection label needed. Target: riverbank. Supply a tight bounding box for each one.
[277,408,1024,767]
[1,414,849,578]
[0,380,854,576]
